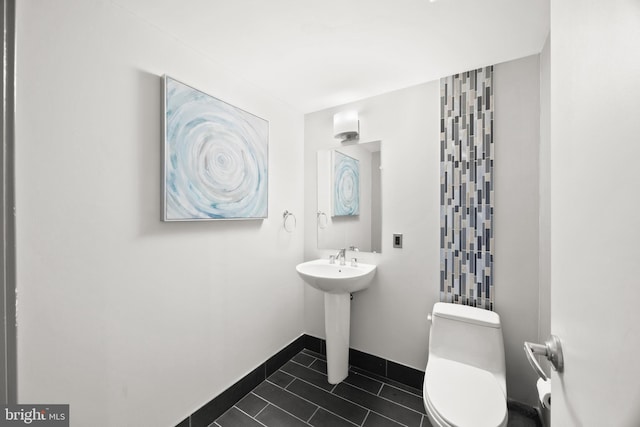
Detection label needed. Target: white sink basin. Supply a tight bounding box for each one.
[296,258,377,384]
[296,259,376,294]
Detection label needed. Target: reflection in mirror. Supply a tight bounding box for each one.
[317,141,382,253]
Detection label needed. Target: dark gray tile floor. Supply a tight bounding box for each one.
[212,349,540,427]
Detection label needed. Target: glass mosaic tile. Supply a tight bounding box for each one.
[440,67,494,310]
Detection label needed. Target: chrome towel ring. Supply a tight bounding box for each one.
[317,211,328,229]
[283,210,296,232]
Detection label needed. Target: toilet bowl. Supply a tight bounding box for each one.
[423,303,508,427]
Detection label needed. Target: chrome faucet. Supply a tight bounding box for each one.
[335,248,347,265]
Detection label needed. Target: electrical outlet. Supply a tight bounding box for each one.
[393,234,403,248]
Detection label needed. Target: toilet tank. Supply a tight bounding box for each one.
[429,302,506,379]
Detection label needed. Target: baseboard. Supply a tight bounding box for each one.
[176,334,544,427]
[176,334,305,427]
[303,335,426,390]
[507,399,544,427]
[175,334,425,427]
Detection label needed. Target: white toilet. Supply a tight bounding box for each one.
[423,302,508,427]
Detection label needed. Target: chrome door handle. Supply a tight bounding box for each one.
[524,335,564,380]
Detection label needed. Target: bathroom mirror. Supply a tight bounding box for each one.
[317,141,382,253]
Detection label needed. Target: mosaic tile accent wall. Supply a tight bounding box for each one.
[440,67,494,310]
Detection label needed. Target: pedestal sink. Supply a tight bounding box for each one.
[296,259,377,384]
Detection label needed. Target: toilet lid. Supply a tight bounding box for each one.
[425,358,507,427]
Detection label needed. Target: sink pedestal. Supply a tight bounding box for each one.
[295,258,377,385]
[324,293,351,384]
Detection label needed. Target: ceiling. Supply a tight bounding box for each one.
[115,0,549,113]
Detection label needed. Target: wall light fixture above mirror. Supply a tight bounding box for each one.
[333,111,359,143]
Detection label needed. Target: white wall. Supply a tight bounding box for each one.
[493,54,542,406]
[15,1,304,426]
[304,55,543,405]
[538,36,551,376]
[304,82,441,370]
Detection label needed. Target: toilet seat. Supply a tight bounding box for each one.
[424,357,507,427]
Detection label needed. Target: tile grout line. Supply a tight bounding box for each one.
[215,366,418,426]
[288,352,426,417]
[293,354,315,368]
[301,353,327,376]
[282,380,361,426]
[253,400,270,419]
[250,391,266,401]
[232,405,269,427]
[295,353,392,399]
[385,382,423,398]
[264,372,359,426]
[212,348,541,427]
[368,411,411,427]
[253,399,315,427]
[290,351,426,417]
[376,381,383,396]
[216,349,422,427]
[301,347,423,398]
[351,367,423,398]
[306,406,320,423]
[272,373,365,426]
[301,350,326,361]
[261,379,322,423]
[308,365,326,375]
[334,375,426,417]
[282,369,415,427]
[290,359,313,369]
[360,410,370,427]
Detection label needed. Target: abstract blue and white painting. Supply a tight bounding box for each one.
[163,76,268,221]
[333,151,359,216]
